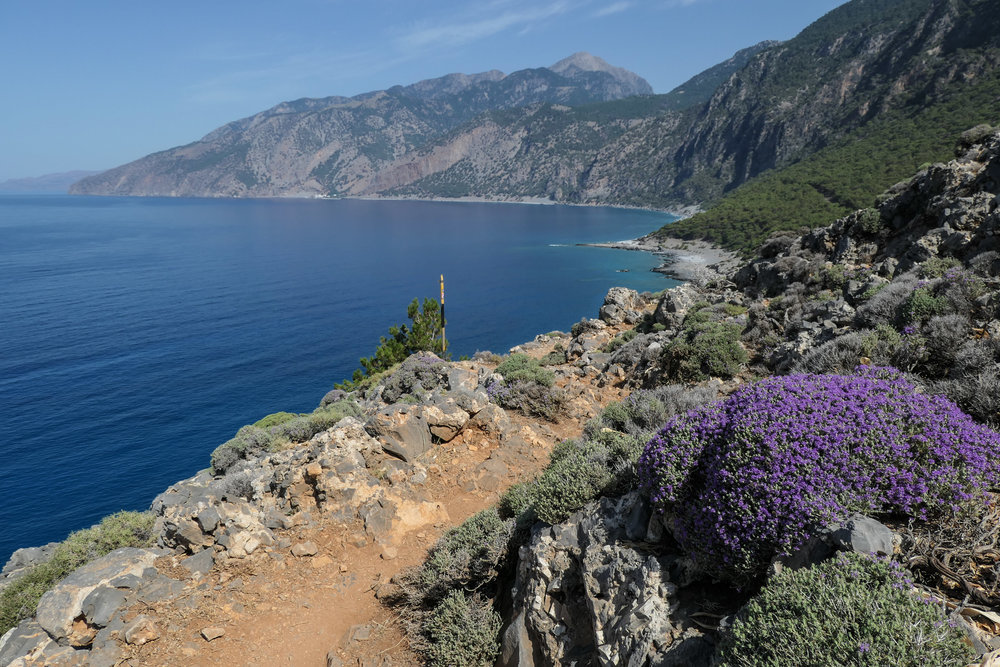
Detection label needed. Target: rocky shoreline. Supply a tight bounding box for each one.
[582,236,739,283]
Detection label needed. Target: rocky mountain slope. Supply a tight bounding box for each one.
[393,0,1000,209]
[69,54,652,199]
[8,128,1000,666]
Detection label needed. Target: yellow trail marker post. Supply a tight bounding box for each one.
[440,274,447,353]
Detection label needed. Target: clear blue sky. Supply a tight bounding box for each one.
[0,0,846,181]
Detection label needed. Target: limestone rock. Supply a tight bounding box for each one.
[123,616,159,646]
[509,492,712,666]
[654,284,702,328]
[291,541,319,557]
[366,405,432,462]
[599,287,640,325]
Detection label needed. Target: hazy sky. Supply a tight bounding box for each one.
[0,0,845,181]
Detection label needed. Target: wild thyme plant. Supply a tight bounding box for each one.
[639,367,1000,582]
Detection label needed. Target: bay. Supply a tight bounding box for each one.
[0,195,678,563]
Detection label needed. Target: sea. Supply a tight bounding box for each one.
[0,195,678,564]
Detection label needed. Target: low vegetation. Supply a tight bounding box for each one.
[486,353,564,421]
[662,304,748,381]
[717,552,973,666]
[210,399,360,474]
[0,511,156,635]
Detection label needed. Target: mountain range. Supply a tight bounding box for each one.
[72,0,1000,254]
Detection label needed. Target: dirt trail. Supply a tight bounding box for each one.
[120,335,631,666]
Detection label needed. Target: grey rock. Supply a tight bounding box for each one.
[446,367,479,393]
[452,389,491,415]
[359,499,396,539]
[180,548,216,577]
[599,288,640,325]
[80,586,127,627]
[123,615,159,646]
[196,507,221,533]
[423,401,470,442]
[467,403,510,435]
[291,541,319,557]
[0,620,55,666]
[2,542,59,576]
[498,611,536,667]
[509,492,707,666]
[782,514,894,571]
[654,283,702,328]
[830,514,894,556]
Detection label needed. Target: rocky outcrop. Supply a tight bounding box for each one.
[504,492,714,666]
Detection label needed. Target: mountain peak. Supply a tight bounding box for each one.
[550,52,614,75]
[549,52,653,95]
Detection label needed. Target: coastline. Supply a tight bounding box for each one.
[582,236,740,284]
[343,192,701,219]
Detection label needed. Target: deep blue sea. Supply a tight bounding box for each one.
[0,195,678,563]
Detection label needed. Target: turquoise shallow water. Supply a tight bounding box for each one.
[0,195,678,562]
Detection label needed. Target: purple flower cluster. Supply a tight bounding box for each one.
[638,367,1000,581]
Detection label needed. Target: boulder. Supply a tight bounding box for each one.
[365,405,432,462]
[423,401,470,442]
[654,284,702,328]
[599,288,640,325]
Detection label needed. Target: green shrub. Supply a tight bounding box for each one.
[918,257,962,279]
[422,591,502,667]
[722,303,749,317]
[338,297,446,390]
[210,425,275,475]
[380,354,449,403]
[212,400,359,474]
[902,287,948,324]
[855,207,884,235]
[663,320,748,381]
[252,412,297,430]
[494,354,554,387]
[539,344,567,366]
[527,439,613,524]
[497,482,533,520]
[601,327,640,353]
[859,283,886,302]
[488,354,563,420]
[716,552,973,667]
[0,511,155,635]
[488,379,565,421]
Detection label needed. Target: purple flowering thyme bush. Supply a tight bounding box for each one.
[638,367,1000,582]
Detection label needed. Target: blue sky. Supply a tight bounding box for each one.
[0,0,845,181]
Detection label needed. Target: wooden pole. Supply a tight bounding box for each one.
[440,274,446,352]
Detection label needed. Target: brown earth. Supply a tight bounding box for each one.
[117,333,634,666]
